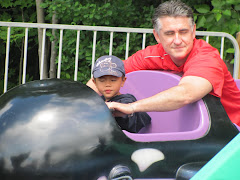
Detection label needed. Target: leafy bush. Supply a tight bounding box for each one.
[0,0,239,93]
[192,0,240,63]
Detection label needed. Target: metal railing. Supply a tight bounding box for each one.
[0,21,239,93]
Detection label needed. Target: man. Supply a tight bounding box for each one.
[87,0,240,126]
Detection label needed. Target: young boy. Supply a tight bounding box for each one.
[92,55,151,133]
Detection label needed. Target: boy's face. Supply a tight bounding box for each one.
[93,75,126,101]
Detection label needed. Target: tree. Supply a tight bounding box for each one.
[36,0,48,79]
[0,0,239,94]
[190,0,240,74]
[0,0,36,92]
[49,10,58,78]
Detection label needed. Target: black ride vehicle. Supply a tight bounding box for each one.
[0,70,239,180]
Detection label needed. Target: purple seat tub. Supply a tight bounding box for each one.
[235,79,240,90]
[120,70,210,142]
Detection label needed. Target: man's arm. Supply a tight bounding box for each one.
[106,76,213,114]
[86,78,101,95]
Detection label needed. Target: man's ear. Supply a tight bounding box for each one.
[153,29,161,44]
[192,24,196,40]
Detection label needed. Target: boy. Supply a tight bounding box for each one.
[92,55,151,133]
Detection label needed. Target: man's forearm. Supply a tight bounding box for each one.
[86,79,101,95]
[131,85,190,112]
[131,76,212,112]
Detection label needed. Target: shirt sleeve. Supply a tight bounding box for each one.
[183,48,224,97]
[123,44,166,74]
[114,94,151,133]
[123,49,147,74]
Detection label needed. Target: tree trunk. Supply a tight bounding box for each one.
[237,32,240,79]
[19,38,24,85]
[19,8,25,85]
[49,10,58,78]
[36,0,48,79]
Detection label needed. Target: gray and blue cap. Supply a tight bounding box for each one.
[92,55,125,78]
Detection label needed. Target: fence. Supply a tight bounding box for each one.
[0,21,239,93]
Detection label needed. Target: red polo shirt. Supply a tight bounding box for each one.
[124,39,240,125]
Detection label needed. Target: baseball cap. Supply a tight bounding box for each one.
[92,55,125,78]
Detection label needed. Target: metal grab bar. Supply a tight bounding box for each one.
[0,21,239,93]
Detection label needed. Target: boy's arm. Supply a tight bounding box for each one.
[109,95,151,133]
[114,107,151,133]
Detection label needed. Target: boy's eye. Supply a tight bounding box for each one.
[98,78,105,82]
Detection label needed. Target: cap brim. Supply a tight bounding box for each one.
[93,70,123,78]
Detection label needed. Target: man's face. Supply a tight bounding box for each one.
[153,16,196,67]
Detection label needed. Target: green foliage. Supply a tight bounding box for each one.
[0,0,239,89]
[0,0,36,22]
[39,0,157,83]
[0,25,38,94]
[0,0,37,94]
[192,0,240,63]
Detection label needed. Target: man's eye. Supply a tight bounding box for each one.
[180,30,188,34]
[165,32,174,36]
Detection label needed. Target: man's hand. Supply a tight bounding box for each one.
[106,102,135,117]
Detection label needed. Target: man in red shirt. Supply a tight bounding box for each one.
[88,0,240,126]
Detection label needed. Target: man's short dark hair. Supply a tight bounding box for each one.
[152,0,195,33]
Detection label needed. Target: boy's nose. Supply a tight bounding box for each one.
[105,80,111,86]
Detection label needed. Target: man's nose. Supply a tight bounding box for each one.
[173,33,182,45]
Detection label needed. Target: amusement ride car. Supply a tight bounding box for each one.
[0,70,239,180]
